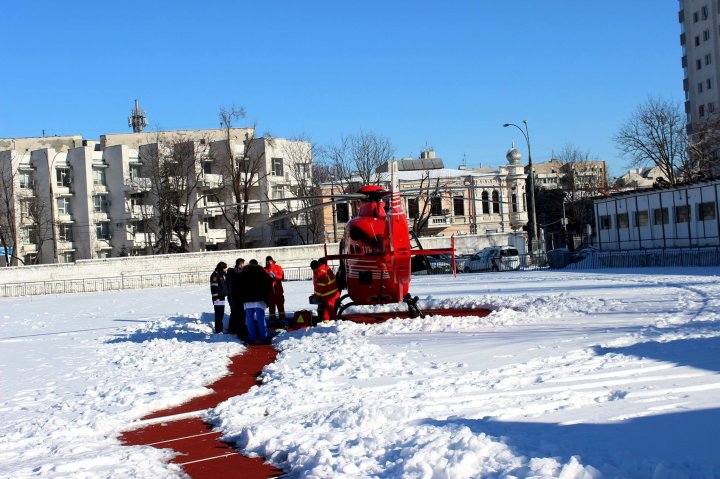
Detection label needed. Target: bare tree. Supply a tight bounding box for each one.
[277,137,324,244]
[686,114,720,180]
[614,97,687,185]
[0,156,18,265]
[324,132,394,188]
[21,196,52,264]
[554,144,606,239]
[213,105,269,249]
[140,131,208,253]
[403,171,447,237]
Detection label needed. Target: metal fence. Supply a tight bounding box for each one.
[1,266,314,298]
[419,247,720,275]
[561,247,720,270]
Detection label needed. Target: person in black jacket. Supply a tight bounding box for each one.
[226,257,246,340]
[210,262,228,333]
[237,259,272,344]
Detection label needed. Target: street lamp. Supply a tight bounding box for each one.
[330,175,337,242]
[503,120,539,251]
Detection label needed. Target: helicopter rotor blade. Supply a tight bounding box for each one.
[196,193,368,211]
[265,199,352,223]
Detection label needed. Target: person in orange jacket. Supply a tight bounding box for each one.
[264,256,286,321]
[311,258,341,322]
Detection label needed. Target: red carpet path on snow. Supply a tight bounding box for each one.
[119,344,284,478]
[119,308,491,478]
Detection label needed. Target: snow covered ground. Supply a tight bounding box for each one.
[2,268,720,478]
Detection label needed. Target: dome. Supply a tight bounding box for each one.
[506,142,522,165]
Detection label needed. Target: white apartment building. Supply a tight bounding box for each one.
[594,178,720,250]
[321,148,529,246]
[680,0,720,130]
[0,130,313,265]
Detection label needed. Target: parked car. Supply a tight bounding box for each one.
[463,246,520,272]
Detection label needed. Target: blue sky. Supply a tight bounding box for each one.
[1,1,683,177]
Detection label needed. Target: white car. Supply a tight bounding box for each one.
[463,246,520,272]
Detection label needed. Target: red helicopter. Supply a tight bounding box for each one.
[322,162,456,318]
[203,161,458,319]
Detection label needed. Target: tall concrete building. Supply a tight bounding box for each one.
[680,0,720,131]
[0,130,313,265]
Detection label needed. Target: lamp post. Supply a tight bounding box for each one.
[330,175,337,242]
[503,120,538,251]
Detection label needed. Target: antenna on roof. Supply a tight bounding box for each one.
[128,98,148,133]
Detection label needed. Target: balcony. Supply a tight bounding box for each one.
[204,228,227,243]
[509,211,528,229]
[20,243,38,253]
[130,204,154,218]
[124,177,151,192]
[201,173,224,188]
[427,216,451,228]
[57,213,74,223]
[93,212,109,222]
[92,184,108,194]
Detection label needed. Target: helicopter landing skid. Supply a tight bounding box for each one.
[403,294,425,319]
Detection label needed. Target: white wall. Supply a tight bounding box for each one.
[0,234,522,296]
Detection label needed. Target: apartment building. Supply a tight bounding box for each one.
[680,0,720,130]
[531,158,608,192]
[0,130,312,265]
[321,148,529,243]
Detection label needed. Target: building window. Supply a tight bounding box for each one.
[600,215,612,230]
[58,224,73,242]
[709,78,714,89]
[699,82,704,93]
[617,213,629,229]
[675,205,690,223]
[203,162,212,174]
[491,190,500,214]
[481,191,490,214]
[97,250,111,259]
[56,168,71,188]
[96,223,110,240]
[707,54,713,65]
[696,35,702,46]
[430,196,442,216]
[698,201,717,220]
[272,185,285,199]
[704,29,711,41]
[336,203,350,223]
[702,5,709,19]
[271,157,284,177]
[19,171,33,189]
[697,59,703,70]
[57,197,71,215]
[634,210,649,227]
[407,198,419,219]
[92,168,106,186]
[129,165,141,180]
[59,251,75,263]
[93,195,108,213]
[453,195,465,216]
[700,104,706,117]
[653,207,669,225]
[693,11,699,22]
[21,226,39,244]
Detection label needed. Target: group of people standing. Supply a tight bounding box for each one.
[210,256,285,345]
[210,255,345,344]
